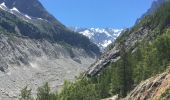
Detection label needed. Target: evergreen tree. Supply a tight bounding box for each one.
[118,41,133,97]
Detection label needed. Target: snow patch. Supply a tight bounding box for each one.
[80,30,94,38]
[37,18,43,20]
[0,2,8,10]
[37,18,49,22]
[24,14,32,19]
[30,62,39,69]
[7,71,11,76]
[101,40,112,48]
[1,2,5,7]
[11,7,20,12]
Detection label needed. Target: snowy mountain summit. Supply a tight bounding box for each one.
[71,27,123,51]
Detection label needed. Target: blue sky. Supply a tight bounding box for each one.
[39,0,154,29]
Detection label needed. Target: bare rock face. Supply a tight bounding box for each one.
[124,72,170,100]
[0,34,96,99]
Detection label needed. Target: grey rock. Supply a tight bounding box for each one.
[0,34,96,99]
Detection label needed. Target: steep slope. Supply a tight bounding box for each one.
[0,0,100,99]
[0,0,100,55]
[71,27,122,51]
[0,0,62,25]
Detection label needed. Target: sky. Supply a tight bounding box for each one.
[39,0,154,29]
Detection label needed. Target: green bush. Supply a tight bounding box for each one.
[19,86,33,100]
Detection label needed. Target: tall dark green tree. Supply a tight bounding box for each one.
[118,41,133,97]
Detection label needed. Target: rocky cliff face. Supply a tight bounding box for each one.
[124,71,170,100]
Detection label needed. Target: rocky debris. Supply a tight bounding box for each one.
[0,34,96,99]
[124,72,170,100]
[125,27,149,49]
[102,95,118,100]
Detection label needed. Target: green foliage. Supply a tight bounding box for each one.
[59,79,99,100]
[37,82,58,100]
[20,80,98,100]
[133,28,170,84]
[87,43,133,98]
[155,29,170,65]
[19,86,33,100]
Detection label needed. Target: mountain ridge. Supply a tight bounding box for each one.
[0,0,100,56]
[70,27,123,51]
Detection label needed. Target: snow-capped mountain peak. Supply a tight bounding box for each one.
[70,27,123,51]
[0,2,45,21]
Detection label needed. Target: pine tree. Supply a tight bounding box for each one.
[118,41,133,97]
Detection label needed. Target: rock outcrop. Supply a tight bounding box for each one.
[125,72,170,100]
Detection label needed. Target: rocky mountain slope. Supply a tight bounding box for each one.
[0,0,100,99]
[70,27,123,51]
[0,34,95,99]
[86,26,149,77]
[85,0,169,77]
[81,0,170,99]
